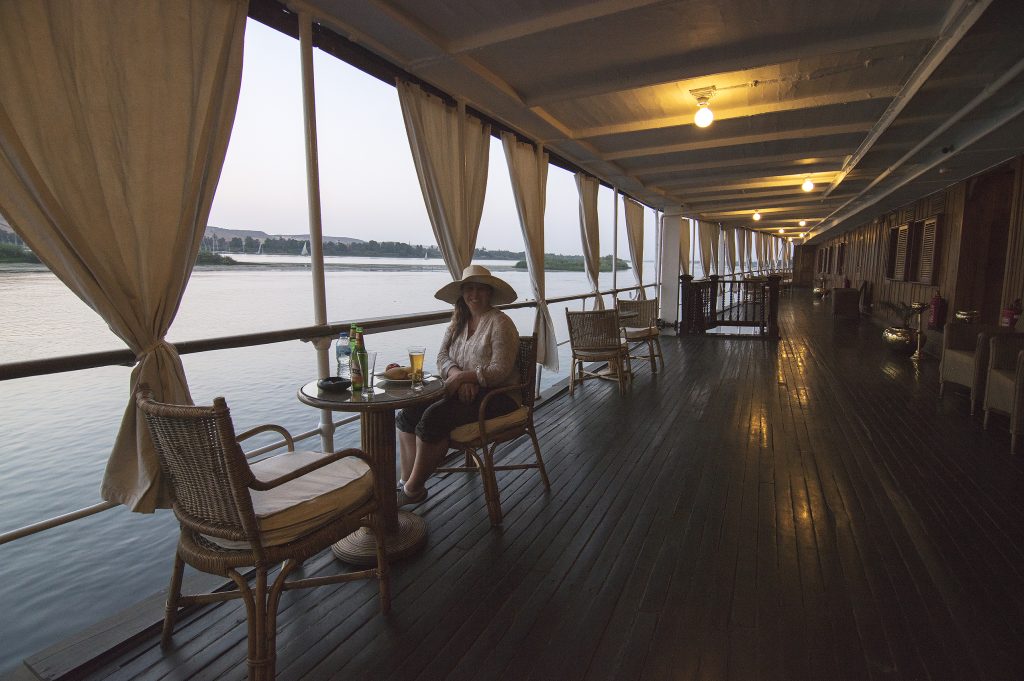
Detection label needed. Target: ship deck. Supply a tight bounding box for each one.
[26,291,1024,680]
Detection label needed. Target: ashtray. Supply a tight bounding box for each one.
[317,377,352,393]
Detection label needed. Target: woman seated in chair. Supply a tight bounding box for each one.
[396,265,520,505]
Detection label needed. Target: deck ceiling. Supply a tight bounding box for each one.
[294,0,1024,243]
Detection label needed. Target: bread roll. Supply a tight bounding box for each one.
[385,366,411,380]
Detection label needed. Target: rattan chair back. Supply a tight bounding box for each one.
[517,334,539,408]
[618,298,658,328]
[566,309,622,351]
[137,389,260,548]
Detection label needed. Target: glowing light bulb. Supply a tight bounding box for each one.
[752,211,761,221]
[802,177,814,192]
[778,228,785,234]
[799,220,807,227]
[694,103,714,128]
[799,232,806,238]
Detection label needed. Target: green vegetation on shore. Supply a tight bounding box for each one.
[196,252,238,266]
[204,235,524,260]
[0,243,40,264]
[514,254,630,271]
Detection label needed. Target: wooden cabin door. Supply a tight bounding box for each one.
[954,164,1015,323]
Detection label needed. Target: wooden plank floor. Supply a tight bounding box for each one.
[82,292,1024,681]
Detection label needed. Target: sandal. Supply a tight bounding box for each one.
[397,485,429,507]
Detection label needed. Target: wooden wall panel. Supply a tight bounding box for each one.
[813,155,1020,352]
[817,181,966,342]
[1001,156,1024,307]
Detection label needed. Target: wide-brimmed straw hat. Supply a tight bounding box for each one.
[435,264,517,306]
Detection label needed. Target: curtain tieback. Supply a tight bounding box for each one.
[136,339,174,362]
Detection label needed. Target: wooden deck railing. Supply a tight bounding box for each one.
[678,273,782,339]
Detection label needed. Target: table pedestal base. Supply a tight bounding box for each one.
[331,510,427,566]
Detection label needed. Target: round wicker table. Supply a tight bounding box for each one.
[297,377,445,565]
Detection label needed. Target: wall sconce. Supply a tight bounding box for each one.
[690,86,716,128]
[802,177,814,192]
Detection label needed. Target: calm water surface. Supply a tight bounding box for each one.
[0,255,651,671]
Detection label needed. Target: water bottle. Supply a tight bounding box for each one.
[336,332,351,379]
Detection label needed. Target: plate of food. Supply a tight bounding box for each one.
[375,363,431,385]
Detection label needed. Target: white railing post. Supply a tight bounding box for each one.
[299,12,334,453]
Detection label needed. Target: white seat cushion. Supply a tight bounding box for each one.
[450,406,529,444]
[205,450,373,549]
[624,326,657,340]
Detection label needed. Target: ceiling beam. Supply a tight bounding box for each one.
[824,54,1024,220]
[571,87,900,139]
[685,193,849,212]
[630,149,854,177]
[525,27,936,106]
[674,186,846,204]
[657,171,839,192]
[446,0,666,53]
[603,121,874,161]
[814,97,1024,237]
[652,164,843,189]
[824,0,993,197]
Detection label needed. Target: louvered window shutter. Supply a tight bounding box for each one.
[918,216,940,285]
[894,225,910,281]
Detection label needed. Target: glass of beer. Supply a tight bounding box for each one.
[407,346,426,390]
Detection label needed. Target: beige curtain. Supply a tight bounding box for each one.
[575,173,604,309]
[697,220,719,278]
[679,218,691,276]
[398,81,490,279]
[623,197,645,298]
[742,229,752,272]
[0,0,247,512]
[723,227,737,275]
[502,132,557,371]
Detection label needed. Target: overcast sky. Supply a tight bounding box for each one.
[207,20,655,258]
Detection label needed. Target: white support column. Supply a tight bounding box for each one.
[659,208,683,333]
[612,188,619,302]
[299,12,334,452]
[654,209,662,294]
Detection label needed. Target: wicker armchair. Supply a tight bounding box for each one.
[983,335,1024,452]
[617,297,664,372]
[137,386,389,681]
[438,335,549,526]
[939,322,1006,414]
[566,308,631,396]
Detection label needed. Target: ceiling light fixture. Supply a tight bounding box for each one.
[802,177,814,192]
[752,210,761,221]
[690,86,716,128]
[799,232,806,238]
[799,220,807,227]
[778,228,785,234]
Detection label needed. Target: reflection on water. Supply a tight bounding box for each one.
[0,258,653,670]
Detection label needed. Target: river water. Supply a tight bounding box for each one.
[0,255,653,671]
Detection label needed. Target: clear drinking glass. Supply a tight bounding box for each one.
[354,351,377,394]
[408,346,426,390]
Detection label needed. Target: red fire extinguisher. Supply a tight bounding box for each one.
[999,298,1023,328]
[928,291,946,331]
